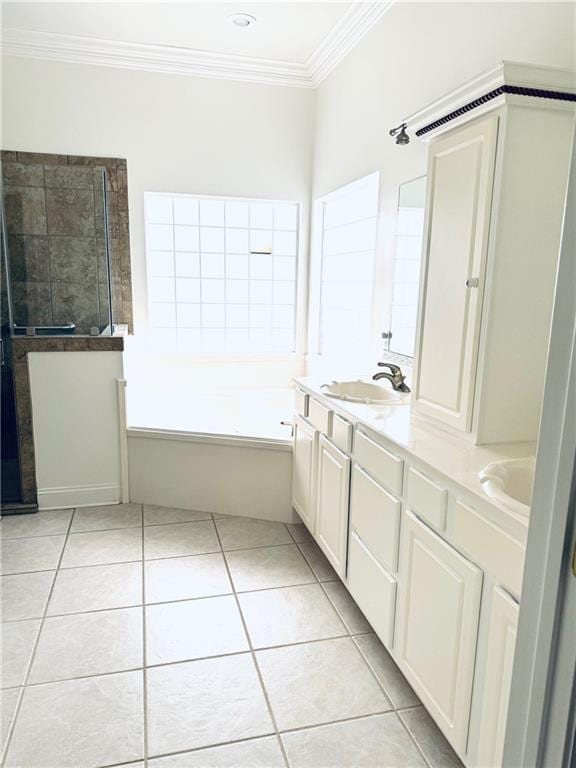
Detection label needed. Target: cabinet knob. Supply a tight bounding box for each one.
[465,277,479,288]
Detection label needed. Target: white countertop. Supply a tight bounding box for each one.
[295,377,536,527]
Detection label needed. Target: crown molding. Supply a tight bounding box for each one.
[1,28,313,87]
[1,2,395,89]
[404,60,576,140]
[307,1,394,86]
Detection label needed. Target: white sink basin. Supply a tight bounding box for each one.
[478,457,535,517]
[320,380,409,405]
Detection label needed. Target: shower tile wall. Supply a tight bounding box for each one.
[1,151,133,333]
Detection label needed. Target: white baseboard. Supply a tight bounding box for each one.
[38,483,121,510]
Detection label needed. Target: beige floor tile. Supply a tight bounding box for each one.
[354,633,419,709]
[256,637,391,730]
[0,571,54,622]
[1,536,65,575]
[144,505,212,526]
[28,607,143,684]
[226,545,315,592]
[47,561,142,615]
[322,580,372,634]
[61,527,142,568]
[215,517,292,551]
[281,712,427,767]
[144,521,220,560]
[287,522,313,543]
[145,553,231,604]
[147,655,274,756]
[297,541,338,582]
[146,596,248,665]
[1,620,41,688]
[238,584,346,648]
[71,503,142,533]
[148,736,285,767]
[4,671,144,768]
[1,687,21,755]
[0,509,72,539]
[399,706,464,767]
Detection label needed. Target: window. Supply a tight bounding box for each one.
[311,173,379,362]
[387,176,426,357]
[145,193,299,353]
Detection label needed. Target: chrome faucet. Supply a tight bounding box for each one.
[372,362,411,392]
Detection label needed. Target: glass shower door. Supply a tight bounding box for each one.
[1,201,23,506]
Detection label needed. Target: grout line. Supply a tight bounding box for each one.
[0,506,76,764]
[212,520,291,768]
[1,581,379,625]
[396,707,435,768]
[277,708,397,737]
[350,632,401,709]
[2,538,317,578]
[9,628,380,691]
[141,732,279,765]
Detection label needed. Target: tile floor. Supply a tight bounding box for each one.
[0,504,463,768]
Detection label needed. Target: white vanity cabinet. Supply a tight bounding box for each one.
[475,587,519,768]
[292,415,318,534]
[290,390,527,767]
[410,62,575,443]
[315,435,351,577]
[396,510,483,754]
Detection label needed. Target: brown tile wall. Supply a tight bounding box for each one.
[2,151,133,333]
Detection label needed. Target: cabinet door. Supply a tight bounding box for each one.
[292,416,318,534]
[316,435,351,577]
[476,587,519,768]
[413,115,498,431]
[396,510,483,754]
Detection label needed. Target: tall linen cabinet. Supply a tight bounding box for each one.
[409,62,575,444]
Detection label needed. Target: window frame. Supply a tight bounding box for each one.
[308,172,381,364]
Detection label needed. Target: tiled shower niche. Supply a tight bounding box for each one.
[1,151,133,333]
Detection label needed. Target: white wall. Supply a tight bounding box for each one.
[28,351,124,509]
[1,57,315,335]
[311,1,575,364]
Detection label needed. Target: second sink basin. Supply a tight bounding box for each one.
[478,457,535,517]
[321,379,409,405]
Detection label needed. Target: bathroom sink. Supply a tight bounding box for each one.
[478,457,536,517]
[320,380,409,405]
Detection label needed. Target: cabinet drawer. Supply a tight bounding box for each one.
[294,388,308,418]
[406,467,448,531]
[347,531,396,649]
[308,398,333,435]
[453,501,525,597]
[332,414,353,454]
[350,464,401,573]
[354,430,403,496]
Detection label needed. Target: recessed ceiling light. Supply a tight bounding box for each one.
[228,13,257,28]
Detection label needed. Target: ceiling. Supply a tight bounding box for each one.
[1,1,394,87]
[3,2,351,63]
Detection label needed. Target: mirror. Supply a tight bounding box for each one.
[387,176,426,357]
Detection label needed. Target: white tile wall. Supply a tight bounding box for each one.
[145,195,299,353]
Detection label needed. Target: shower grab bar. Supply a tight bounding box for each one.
[13,323,76,336]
